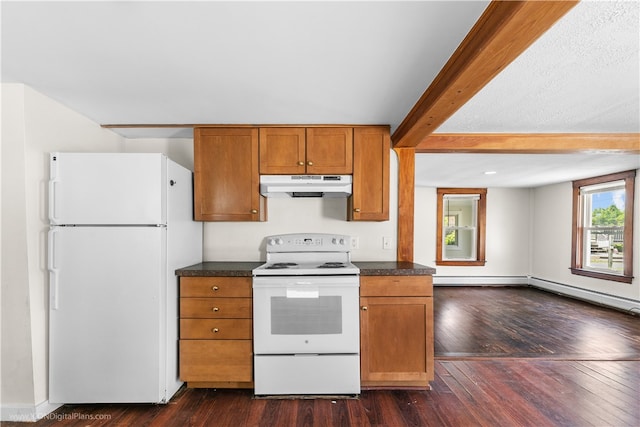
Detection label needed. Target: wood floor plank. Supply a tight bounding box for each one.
[295,398,315,427]
[441,360,561,427]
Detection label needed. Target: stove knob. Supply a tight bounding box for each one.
[332,238,338,244]
[276,238,284,245]
[268,238,277,246]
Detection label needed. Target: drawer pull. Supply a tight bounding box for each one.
[251,209,258,214]
[212,328,219,333]
[212,286,219,291]
[307,161,314,166]
[212,307,219,312]
[362,306,368,311]
[297,161,304,166]
[353,208,361,213]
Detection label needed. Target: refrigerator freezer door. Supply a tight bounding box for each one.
[48,226,168,403]
[49,152,166,225]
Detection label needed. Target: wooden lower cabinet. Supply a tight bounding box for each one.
[178,274,433,390]
[179,341,253,385]
[179,277,253,388]
[360,275,434,389]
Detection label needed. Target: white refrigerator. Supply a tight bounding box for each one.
[47,152,202,404]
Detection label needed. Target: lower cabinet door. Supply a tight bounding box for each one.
[179,340,253,383]
[360,296,433,387]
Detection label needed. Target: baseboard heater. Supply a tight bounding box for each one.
[529,277,640,314]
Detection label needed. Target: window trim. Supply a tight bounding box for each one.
[571,170,635,284]
[436,188,487,266]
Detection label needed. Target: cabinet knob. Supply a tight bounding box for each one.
[212,328,219,333]
[212,286,219,291]
[354,208,361,213]
[251,209,258,214]
[307,161,314,166]
[297,161,305,166]
[212,307,219,312]
[361,306,368,311]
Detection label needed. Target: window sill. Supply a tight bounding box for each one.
[436,260,487,267]
[570,268,633,284]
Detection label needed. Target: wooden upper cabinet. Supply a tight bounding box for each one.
[306,128,353,174]
[194,127,266,221]
[259,128,306,174]
[259,127,353,175]
[349,126,390,221]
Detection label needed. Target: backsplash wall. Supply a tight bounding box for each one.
[202,153,399,262]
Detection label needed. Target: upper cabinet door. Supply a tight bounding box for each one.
[259,127,353,175]
[349,126,390,221]
[305,128,353,175]
[194,128,265,221]
[259,128,306,175]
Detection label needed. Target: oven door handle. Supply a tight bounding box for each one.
[286,288,319,298]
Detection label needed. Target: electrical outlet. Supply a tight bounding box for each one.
[383,236,392,250]
[351,236,359,250]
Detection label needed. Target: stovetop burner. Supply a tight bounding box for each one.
[266,262,298,269]
[318,262,347,268]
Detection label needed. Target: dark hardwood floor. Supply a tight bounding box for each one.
[5,286,639,427]
[434,286,640,360]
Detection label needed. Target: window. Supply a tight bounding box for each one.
[436,188,487,266]
[571,170,635,283]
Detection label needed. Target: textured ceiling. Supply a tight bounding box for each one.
[2,1,638,188]
[438,0,639,134]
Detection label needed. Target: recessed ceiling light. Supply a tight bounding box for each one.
[484,171,497,175]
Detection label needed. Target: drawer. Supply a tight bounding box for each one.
[180,297,252,318]
[180,318,252,339]
[180,276,252,298]
[180,340,253,382]
[360,275,433,297]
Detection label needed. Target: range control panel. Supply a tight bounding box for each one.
[265,233,350,252]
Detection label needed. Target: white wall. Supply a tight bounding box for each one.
[531,178,640,304]
[414,187,532,283]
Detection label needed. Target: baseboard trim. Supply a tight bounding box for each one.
[434,276,529,286]
[0,401,62,422]
[529,277,640,314]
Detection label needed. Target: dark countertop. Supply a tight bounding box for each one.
[176,261,435,276]
[176,262,262,277]
[354,261,436,276]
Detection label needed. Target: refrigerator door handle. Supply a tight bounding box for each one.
[48,228,59,310]
[49,177,60,224]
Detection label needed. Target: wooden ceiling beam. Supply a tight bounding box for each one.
[416,133,640,154]
[392,0,579,148]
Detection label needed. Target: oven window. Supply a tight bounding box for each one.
[271,296,342,335]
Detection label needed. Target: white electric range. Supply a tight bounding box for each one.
[252,233,360,396]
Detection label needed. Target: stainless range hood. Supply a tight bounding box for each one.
[260,175,352,198]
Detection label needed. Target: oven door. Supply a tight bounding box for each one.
[253,276,359,354]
